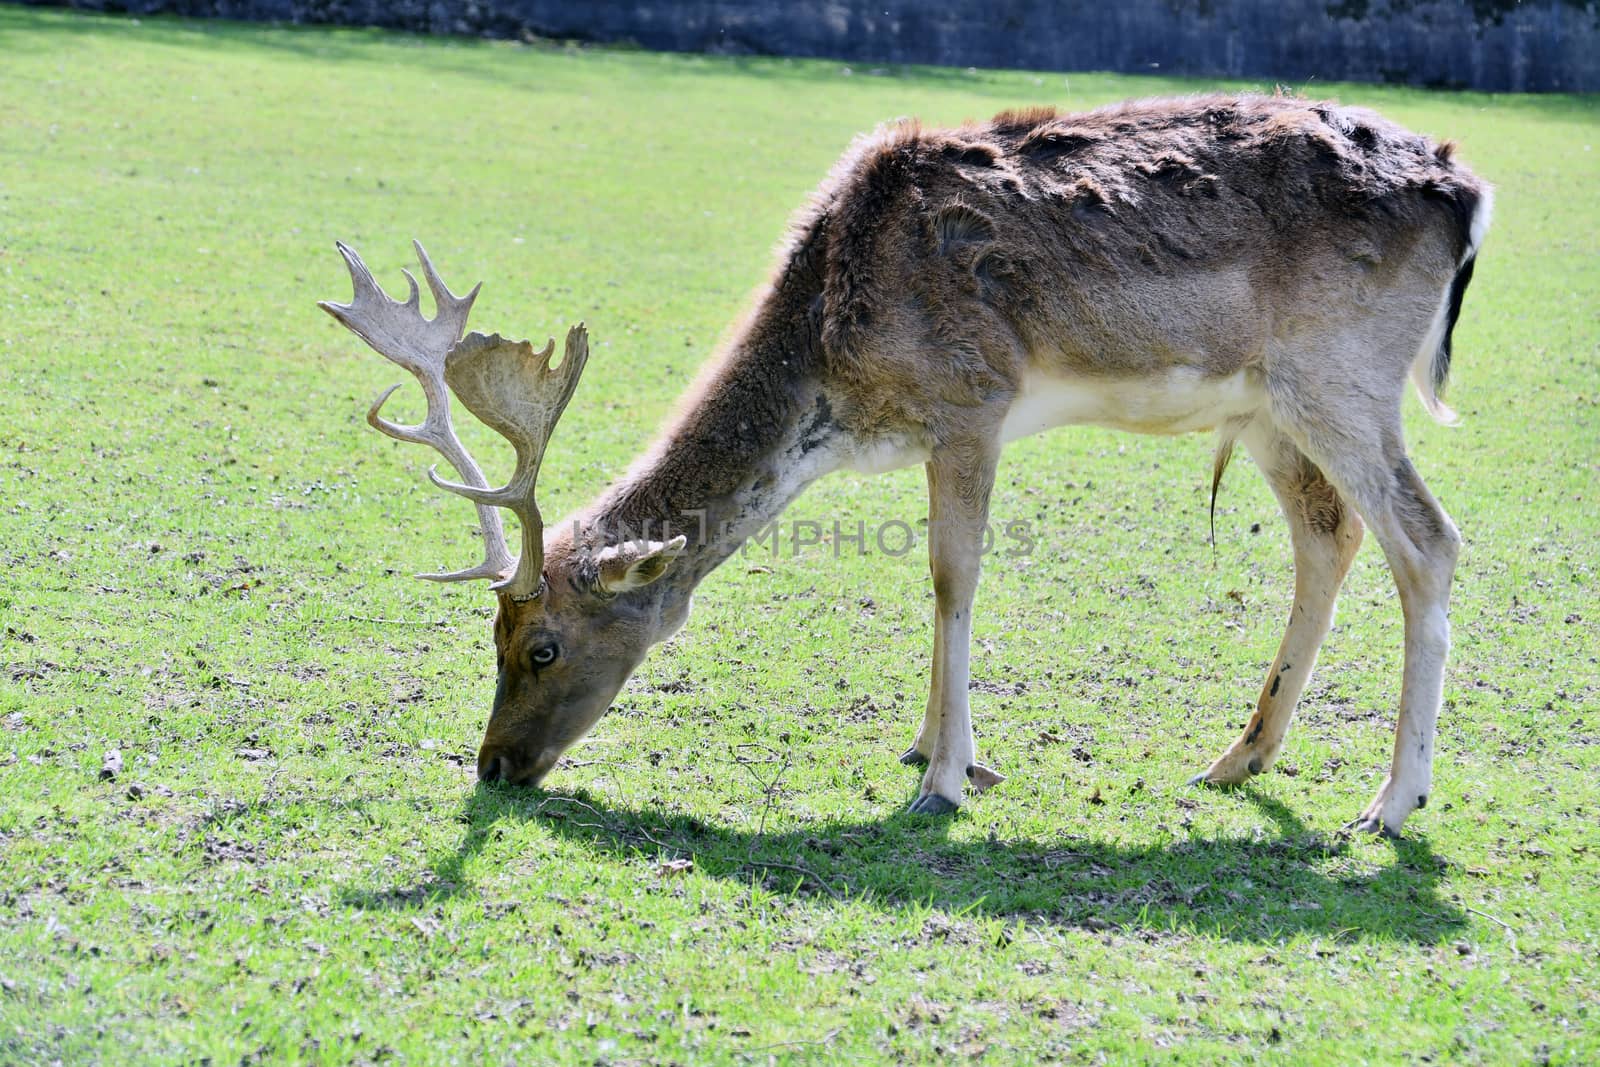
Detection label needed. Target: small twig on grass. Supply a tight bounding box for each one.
[740,859,844,902]
[631,822,677,853]
[738,1027,844,1057]
[537,795,676,855]
[534,795,607,822]
[260,762,285,804]
[531,794,617,835]
[1039,849,1094,869]
[344,614,449,627]
[723,743,849,899]
[728,742,792,850]
[1465,905,1520,958]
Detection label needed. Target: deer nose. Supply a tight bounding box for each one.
[477,746,559,787]
[477,751,513,784]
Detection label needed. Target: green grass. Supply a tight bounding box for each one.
[1,7,1597,1063]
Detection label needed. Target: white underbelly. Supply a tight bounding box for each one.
[842,432,931,474]
[1000,366,1265,440]
[834,367,1263,475]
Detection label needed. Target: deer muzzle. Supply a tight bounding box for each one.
[476,744,561,787]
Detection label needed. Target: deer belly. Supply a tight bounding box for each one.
[1001,367,1264,440]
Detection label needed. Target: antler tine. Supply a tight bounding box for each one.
[431,325,591,599]
[319,240,481,382]
[410,239,481,341]
[320,241,514,585]
[363,385,515,583]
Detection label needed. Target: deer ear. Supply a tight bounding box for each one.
[595,535,688,594]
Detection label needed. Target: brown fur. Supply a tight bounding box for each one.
[591,94,1482,497]
[799,94,1480,428]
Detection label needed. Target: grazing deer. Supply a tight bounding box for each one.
[322,93,1488,837]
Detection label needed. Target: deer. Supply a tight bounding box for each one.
[321,93,1489,838]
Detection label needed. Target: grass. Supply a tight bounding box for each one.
[1,6,1597,1063]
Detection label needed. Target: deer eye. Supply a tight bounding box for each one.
[529,644,559,668]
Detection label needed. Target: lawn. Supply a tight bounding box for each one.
[1,6,1597,1063]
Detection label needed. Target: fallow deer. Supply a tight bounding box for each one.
[322,93,1489,837]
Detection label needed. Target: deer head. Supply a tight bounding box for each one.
[321,242,686,786]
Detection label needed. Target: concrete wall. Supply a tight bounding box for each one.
[29,1,1600,92]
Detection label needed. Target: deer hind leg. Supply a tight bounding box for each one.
[1193,421,1364,787]
[906,438,1006,814]
[1274,399,1460,838]
[1344,455,1459,838]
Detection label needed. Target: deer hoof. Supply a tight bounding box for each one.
[965,763,1005,793]
[1342,815,1403,841]
[899,747,929,768]
[1187,770,1244,789]
[908,793,959,816]
[1342,776,1416,839]
[1187,761,1252,789]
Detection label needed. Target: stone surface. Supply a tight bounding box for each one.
[28,0,1600,92]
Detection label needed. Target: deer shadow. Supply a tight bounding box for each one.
[344,783,1465,944]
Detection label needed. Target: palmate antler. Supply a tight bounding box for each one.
[432,326,588,600]
[319,241,587,600]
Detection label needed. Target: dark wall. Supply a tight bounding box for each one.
[27,1,1600,92]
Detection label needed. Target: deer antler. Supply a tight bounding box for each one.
[320,240,577,595]
[428,326,589,599]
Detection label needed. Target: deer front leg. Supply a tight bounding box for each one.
[907,442,1006,815]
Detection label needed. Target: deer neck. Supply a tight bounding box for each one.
[580,289,840,596]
